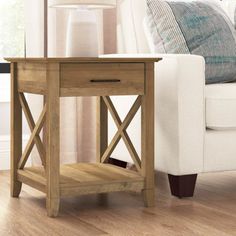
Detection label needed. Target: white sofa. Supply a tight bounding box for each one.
[102,0,236,198]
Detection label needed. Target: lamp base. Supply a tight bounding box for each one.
[66,9,99,57]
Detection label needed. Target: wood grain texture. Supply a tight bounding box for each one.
[18,105,46,170]
[101,96,142,164]
[17,63,47,94]
[17,169,46,193]
[46,63,60,217]
[141,63,155,207]
[10,62,22,197]
[60,63,145,96]
[19,93,46,167]
[102,96,142,172]
[96,97,108,163]
[6,57,160,63]
[9,58,157,217]
[19,163,144,198]
[1,170,236,236]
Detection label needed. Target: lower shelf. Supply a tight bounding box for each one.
[17,163,144,197]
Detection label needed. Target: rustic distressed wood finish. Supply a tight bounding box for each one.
[7,57,160,217]
[1,170,236,235]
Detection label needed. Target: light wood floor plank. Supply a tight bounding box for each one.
[0,170,236,235]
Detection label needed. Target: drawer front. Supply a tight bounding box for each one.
[60,63,145,96]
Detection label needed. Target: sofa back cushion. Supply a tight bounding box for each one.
[218,0,236,23]
[235,6,236,28]
[117,0,235,54]
[146,0,236,84]
[117,0,150,53]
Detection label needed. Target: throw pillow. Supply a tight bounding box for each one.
[235,6,236,28]
[146,0,236,84]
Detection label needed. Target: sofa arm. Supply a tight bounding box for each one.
[100,54,205,175]
[155,54,205,175]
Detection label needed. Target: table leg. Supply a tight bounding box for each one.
[141,63,155,207]
[10,62,22,197]
[42,95,47,167]
[96,97,108,163]
[46,63,60,217]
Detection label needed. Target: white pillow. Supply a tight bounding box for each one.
[143,18,165,53]
[219,0,236,24]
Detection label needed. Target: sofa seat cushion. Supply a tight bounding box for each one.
[206,83,236,130]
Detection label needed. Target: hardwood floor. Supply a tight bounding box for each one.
[0,170,236,236]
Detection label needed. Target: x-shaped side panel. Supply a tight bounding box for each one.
[101,96,142,172]
[18,93,46,169]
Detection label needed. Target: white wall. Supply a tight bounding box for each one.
[0,0,45,170]
[25,0,44,57]
[0,0,31,170]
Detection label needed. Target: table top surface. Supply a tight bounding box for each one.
[5,57,161,63]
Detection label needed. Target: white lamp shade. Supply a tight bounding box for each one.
[66,10,99,57]
[49,0,116,8]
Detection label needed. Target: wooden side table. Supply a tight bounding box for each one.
[6,57,160,217]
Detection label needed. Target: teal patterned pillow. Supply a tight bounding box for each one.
[146,0,236,84]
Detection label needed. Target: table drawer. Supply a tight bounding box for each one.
[60,63,145,96]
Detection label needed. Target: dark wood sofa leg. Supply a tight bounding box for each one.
[168,174,198,198]
[108,157,128,168]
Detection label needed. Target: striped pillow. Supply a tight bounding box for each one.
[146,0,236,84]
[235,7,236,28]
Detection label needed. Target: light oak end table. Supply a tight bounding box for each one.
[6,57,160,217]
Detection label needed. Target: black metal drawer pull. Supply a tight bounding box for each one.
[90,79,121,83]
